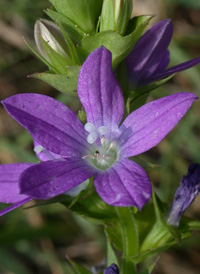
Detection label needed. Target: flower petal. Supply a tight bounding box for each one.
[119,92,197,158]
[34,141,61,162]
[103,264,119,274]
[154,50,170,74]
[167,163,200,226]
[0,197,32,217]
[126,19,172,87]
[78,46,124,133]
[2,94,88,157]
[152,56,200,82]
[0,163,34,203]
[19,158,96,199]
[94,159,151,209]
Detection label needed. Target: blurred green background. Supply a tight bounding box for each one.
[0,0,200,273]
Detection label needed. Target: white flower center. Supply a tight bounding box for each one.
[84,123,119,170]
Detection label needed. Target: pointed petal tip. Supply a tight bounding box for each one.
[158,18,172,28]
[0,197,32,217]
[182,91,198,101]
[120,91,197,158]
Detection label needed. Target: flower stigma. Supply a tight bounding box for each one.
[83,123,119,170]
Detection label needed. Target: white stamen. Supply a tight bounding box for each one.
[84,122,96,133]
[97,126,108,136]
[101,137,105,145]
[87,132,98,144]
[34,145,44,154]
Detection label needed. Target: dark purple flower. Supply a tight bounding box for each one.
[0,47,197,216]
[167,163,200,227]
[103,264,119,274]
[126,19,200,88]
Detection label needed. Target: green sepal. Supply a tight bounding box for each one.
[100,0,115,32]
[115,0,133,35]
[133,187,182,262]
[183,219,200,231]
[41,38,72,73]
[49,0,103,34]
[130,157,160,169]
[60,25,81,65]
[129,74,175,111]
[66,256,93,274]
[81,15,153,69]
[45,9,84,44]
[106,240,119,267]
[63,192,118,224]
[30,66,80,95]
[100,0,133,35]
[126,15,155,35]
[129,228,192,264]
[24,38,59,73]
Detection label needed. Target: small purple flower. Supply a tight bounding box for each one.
[167,163,200,227]
[126,19,200,88]
[0,47,197,216]
[103,264,119,274]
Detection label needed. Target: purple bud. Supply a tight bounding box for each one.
[103,263,119,274]
[167,163,200,227]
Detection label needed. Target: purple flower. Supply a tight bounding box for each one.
[0,47,197,216]
[167,163,200,227]
[126,19,200,88]
[103,264,119,274]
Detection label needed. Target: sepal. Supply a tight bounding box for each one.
[81,15,153,69]
[30,65,80,95]
[45,9,84,44]
[100,0,133,35]
[129,75,174,111]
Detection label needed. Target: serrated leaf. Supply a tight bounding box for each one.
[82,15,153,69]
[31,66,80,95]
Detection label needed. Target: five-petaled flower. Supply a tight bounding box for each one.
[167,163,200,227]
[0,46,197,216]
[126,19,200,89]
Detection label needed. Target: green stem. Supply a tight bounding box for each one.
[116,207,138,274]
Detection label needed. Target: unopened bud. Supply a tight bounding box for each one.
[34,19,70,62]
[100,0,133,35]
